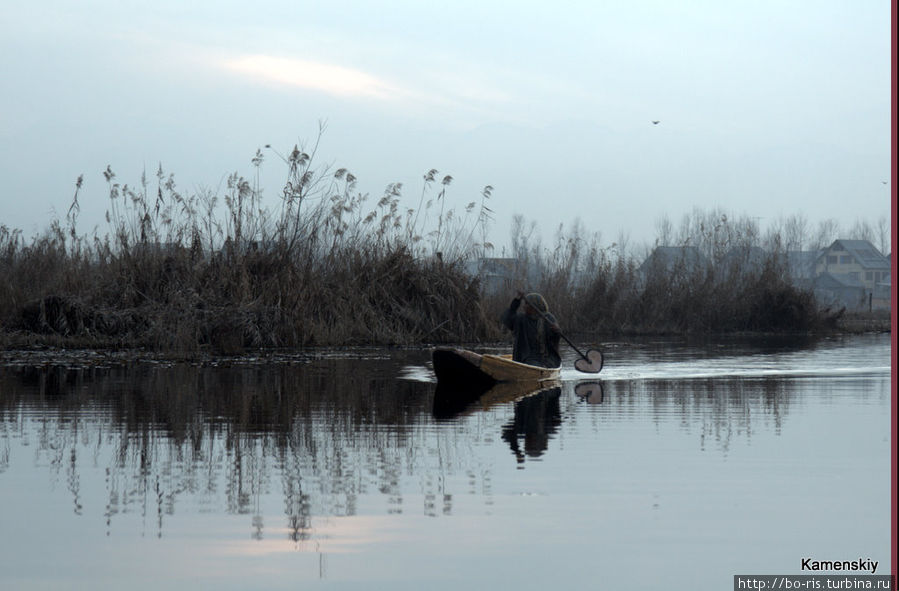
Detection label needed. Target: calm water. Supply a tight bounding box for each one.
[0,334,891,590]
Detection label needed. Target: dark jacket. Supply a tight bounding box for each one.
[500,297,561,368]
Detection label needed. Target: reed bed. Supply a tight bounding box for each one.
[482,209,846,337]
[1,144,496,354]
[0,147,859,355]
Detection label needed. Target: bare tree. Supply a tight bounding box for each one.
[783,213,810,252]
[655,214,673,246]
[510,214,539,263]
[811,218,840,251]
[875,215,890,255]
[847,218,875,244]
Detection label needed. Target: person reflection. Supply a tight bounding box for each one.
[501,387,562,465]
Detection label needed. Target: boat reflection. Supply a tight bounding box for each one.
[433,379,604,464]
[432,380,560,420]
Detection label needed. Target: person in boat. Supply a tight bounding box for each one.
[500,291,562,368]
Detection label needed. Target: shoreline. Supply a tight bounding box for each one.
[1,321,889,367]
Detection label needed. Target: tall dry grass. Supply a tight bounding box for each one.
[1,144,860,354]
[0,139,497,354]
[484,209,843,336]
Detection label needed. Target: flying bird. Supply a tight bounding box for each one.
[652,120,660,125]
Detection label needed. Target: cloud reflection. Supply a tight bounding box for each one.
[216,515,410,555]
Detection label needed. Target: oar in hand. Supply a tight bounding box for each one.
[525,296,603,374]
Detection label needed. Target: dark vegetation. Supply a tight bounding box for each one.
[490,211,842,337]
[0,140,865,356]
[1,142,495,354]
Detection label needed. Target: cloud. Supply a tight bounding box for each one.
[224,54,406,100]
[219,52,531,129]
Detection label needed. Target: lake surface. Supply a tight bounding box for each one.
[0,334,892,590]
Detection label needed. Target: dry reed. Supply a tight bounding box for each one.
[0,145,865,354]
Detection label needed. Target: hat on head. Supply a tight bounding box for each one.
[524,292,548,314]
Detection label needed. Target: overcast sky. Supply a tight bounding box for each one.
[0,0,892,254]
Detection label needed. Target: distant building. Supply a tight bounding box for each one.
[787,250,824,280]
[631,240,891,312]
[804,240,891,311]
[811,272,867,310]
[872,273,891,310]
[814,239,890,292]
[721,245,769,275]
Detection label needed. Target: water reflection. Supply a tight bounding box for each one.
[1,358,440,541]
[2,362,764,535]
[501,388,562,464]
[0,335,889,547]
[574,381,604,404]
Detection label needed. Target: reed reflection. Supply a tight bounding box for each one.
[1,358,443,541]
[0,354,815,543]
[595,376,795,453]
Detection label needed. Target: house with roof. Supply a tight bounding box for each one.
[631,240,890,311]
[720,245,770,276]
[813,240,891,310]
[787,249,824,280]
[814,239,890,291]
[871,273,891,310]
[811,272,867,310]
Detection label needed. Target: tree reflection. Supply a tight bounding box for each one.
[0,357,446,542]
[0,353,815,542]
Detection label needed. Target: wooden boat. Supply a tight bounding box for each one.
[431,347,561,388]
[431,348,562,419]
